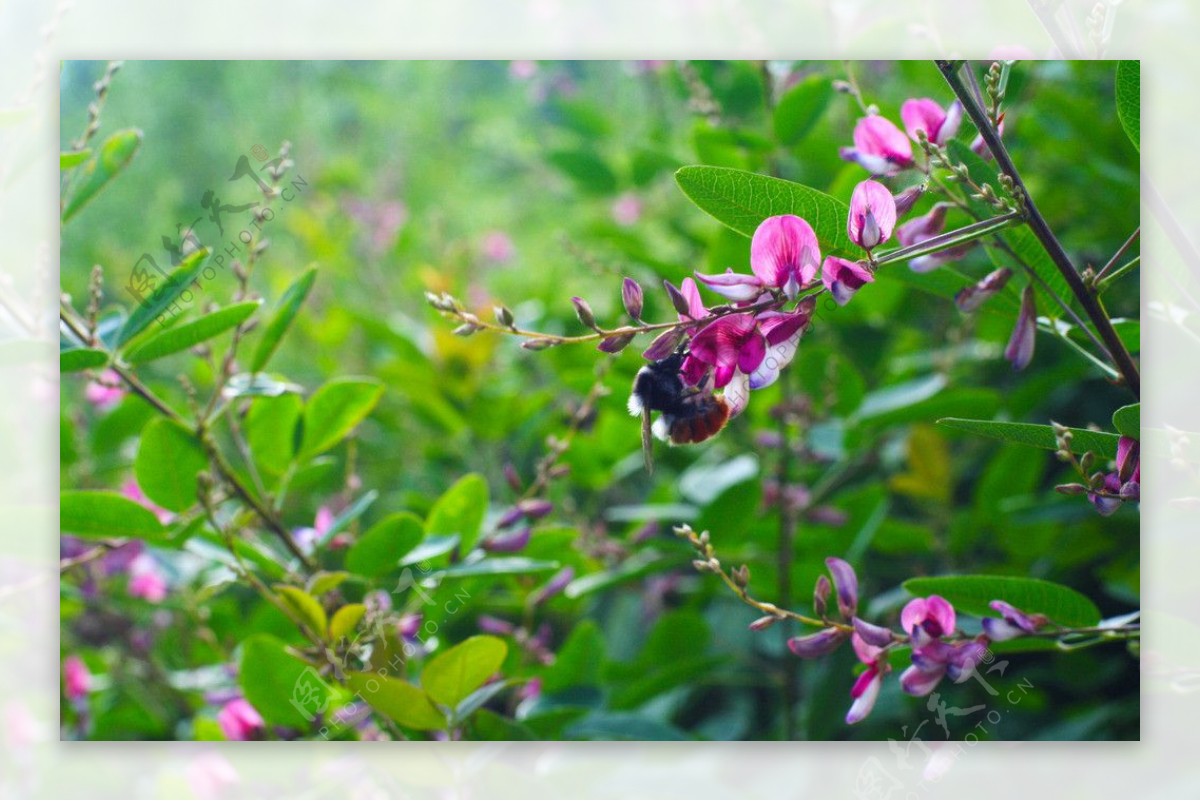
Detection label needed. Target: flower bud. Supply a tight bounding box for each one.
[622,277,644,320]
[787,628,846,658]
[571,296,599,331]
[955,268,1012,313]
[530,566,574,605]
[749,615,779,631]
[892,183,926,217]
[597,331,635,353]
[521,338,558,351]
[503,463,523,492]
[813,574,831,618]
[641,327,685,361]
[1055,483,1088,495]
[453,323,479,337]
[731,564,751,588]
[852,616,894,648]
[477,615,515,635]
[517,499,554,520]
[1003,285,1037,370]
[482,526,532,553]
[663,279,692,316]
[825,557,858,620]
[494,305,515,327]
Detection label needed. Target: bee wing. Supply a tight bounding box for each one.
[641,408,654,474]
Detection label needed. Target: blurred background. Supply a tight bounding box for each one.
[60,60,1139,741]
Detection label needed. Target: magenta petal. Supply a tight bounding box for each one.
[840,146,895,176]
[750,215,821,292]
[896,202,950,247]
[1116,436,1140,482]
[679,276,707,323]
[737,328,767,374]
[900,98,946,144]
[925,595,956,635]
[900,597,928,636]
[939,100,964,144]
[712,362,736,388]
[821,257,875,306]
[848,180,897,249]
[846,668,882,724]
[981,617,1026,642]
[900,663,946,697]
[680,354,708,387]
[853,115,913,168]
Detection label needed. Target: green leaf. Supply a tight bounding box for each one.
[307,570,350,596]
[546,149,618,195]
[421,635,508,708]
[245,394,303,475]
[430,557,560,580]
[936,417,1120,459]
[902,575,1101,627]
[223,372,304,398]
[345,672,446,730]
[117,247,212,347]
[472,708,536,740]
[60,490,167,541]
[1113,403,1139,438]
[60,348,109,372]
[250,267,317,372]
[1115,61,1139,152]
[564,549,669,598]
[60,149,92,170]
[329,603,366,641]
[399,534,459,567]
[239,634,333,729]
[298,377,384,460]
[425,473,488,553]
[542,620,605,693]
[565,711,689,741]
[773,73,833,146]
[273,585,329,640]
[674,165,861,259]
[124,301,261,363]
[134,418,209,512]
[62,128,142,222]
[344,512,424,577]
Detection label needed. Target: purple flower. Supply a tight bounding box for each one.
[686,313,767,389]
[846,633,888,724]
[64,655,91,701]
[787,627,847,659]
[694,269,766,302]
[825,557,859,620]
[900,98,964,147]
[611,193,643,227]
[821,257,875,306]
[892,184,926,217]
[1117,436,1140,484]
[530,567,574,605]
[896,203,950,247]
[900,639,986,696]
[955,268,1012,313]
[901,595,956,647]
[981,600,1047,642]
[217,698,264,741]
[1004,286,1037,370]
[853,616,895,648]
[477,615,516,635]
[746,300,814,390]
[1088,473,1124,516]
[397,613,422,640]
[848,180,897,251]
[750,215,821,299]
[840,115,914,175]
[482,526,532,553]
[127,554,168,603]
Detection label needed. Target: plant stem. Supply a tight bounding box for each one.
[776,371,798,740]
[1093,227,1140,284]
[872,211,1024,268]
[936,59,1140,398]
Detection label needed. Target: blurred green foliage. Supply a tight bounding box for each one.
[60,60,1138,741]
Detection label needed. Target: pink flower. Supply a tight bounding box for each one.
[127,554,168,603]
[848,180,897,251]
[955,268,1012,313]
[846,633,889,724]
[509,60,538,80]
[685,313,766,389]
[750,215,821,299]
[217,698,264,741]
[901,639,988,696]
[694,269,766,302]
[120,479,173,524]
[1004,286,1037,370]
[746,300,814,390]
[63,656,91,700]
[981,600,1047,642]
[901,595,956,647]
[481,231,515,264]
[611,193,643,227]
[900,98,964,147]
[821,257,875,306]
[840,115,914,175]
[84,369,124,411]
[294,505,334,552]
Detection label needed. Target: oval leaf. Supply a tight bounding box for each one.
[344,512,424,578]
[245,393,303,476]
[61,490,166,541]
[346,672,446,730]
[546,149,617,195]
[298,377,384,460]
[239,633,333,729]
[125,301,261,363]
[61,348,109,373]
[1115,60,1139,152]
[1112,403,1139,438]
[936,417,1120,459]
[134,418,209,512]
[421,635,508,709]
[250,267,317,372]
[62,128,142,222]
[674,165,860,258]
[425,473,488,553]
[60,149,92,170]
[274,585,329,640]
[902,575,1100,628]
[329,603,366,641]
[117,247,212,347]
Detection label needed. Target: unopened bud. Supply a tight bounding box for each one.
[692,559,711,573]
[571,296,599,331]
[1055,483,1088,496]
[494,305,514,327]
[597,331,635,354]
[521,338,558,351]
[453,323,479,337]
[731,564,750,588]
[1080,451,1096,474]
[621,277,644,320]
[749,615,779,631]
[892,184,926,217]
[663,279,691,316]
[813,574,831,618]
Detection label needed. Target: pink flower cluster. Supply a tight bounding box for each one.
[779,557,1050,725]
